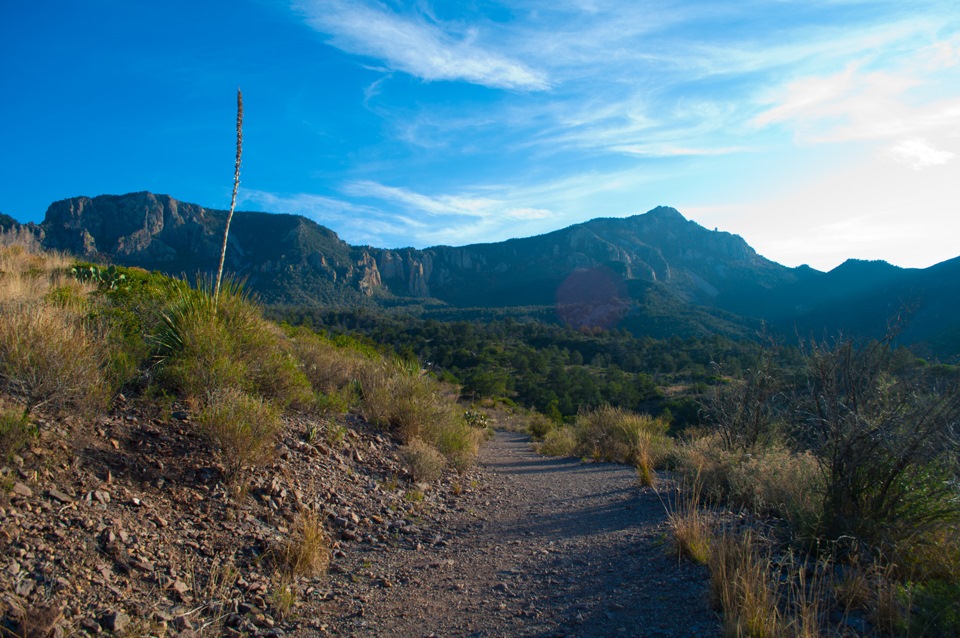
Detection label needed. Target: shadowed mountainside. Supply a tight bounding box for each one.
[9,191,960,358]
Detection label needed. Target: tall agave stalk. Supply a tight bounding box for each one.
[214,89,243,308]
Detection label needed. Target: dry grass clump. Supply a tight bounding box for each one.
[0,301,109,418]
[665,479,713,564]
[289,327,366,396]
[357,358,480,469]
[400,438,447,482]
[198,387,282,480]
[538,426,578,457]
[673,434,823,536]
[710,531,781,638]
[576,405,670,463]
[274,509,330,577]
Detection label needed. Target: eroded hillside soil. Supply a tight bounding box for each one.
[322,431,719,637]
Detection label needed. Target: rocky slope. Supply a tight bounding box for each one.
[1,397,720,637]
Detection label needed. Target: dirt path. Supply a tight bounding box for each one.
[324,431,720,637]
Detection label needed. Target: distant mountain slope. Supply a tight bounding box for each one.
[0,212,19,232]
[15,191,960,358]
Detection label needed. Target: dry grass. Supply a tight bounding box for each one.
[400,438,448,483]
[274,509,330,577]
[197,387,282,480]
[0,301,109,418]
[665,479,713,564]
[673,434,823,536]
[576,405,670,466]
[538,426,578,457]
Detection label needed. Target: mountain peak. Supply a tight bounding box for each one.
[645,206,686,221]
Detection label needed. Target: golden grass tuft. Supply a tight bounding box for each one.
[665,479,713,564]
[275,509,330,577]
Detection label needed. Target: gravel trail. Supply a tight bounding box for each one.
[327,430,721,637]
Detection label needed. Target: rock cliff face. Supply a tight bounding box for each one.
[32,192,804,311]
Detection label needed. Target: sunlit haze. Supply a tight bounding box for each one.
[2,1,959,271]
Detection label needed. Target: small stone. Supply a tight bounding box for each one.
[341,529,358,541]
[172,580,190,594]
[48,488,73,503]
[12,482,32,497]
[80,617,102,634]
[173,615,193,631]
[93,490,111,504]
[7,560,20,576]
[101,611,130,632]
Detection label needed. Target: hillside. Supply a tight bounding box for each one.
[8,191,960,357]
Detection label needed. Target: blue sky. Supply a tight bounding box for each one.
[2,0,959,270]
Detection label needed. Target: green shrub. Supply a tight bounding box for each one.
[155,279,312,408]
[798,338,960,548]
[421,414,479,472]
[0,407,35,461]
[527,413,555,440]
[198,387,282,480]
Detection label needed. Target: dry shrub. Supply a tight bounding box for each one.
[0,301,109,417]
[198,388,282,480]
[290,330,365,395]
[400,438,447,482]
[357,358,479,469]
[275,509,330,577]
[673,434,823,536]
[539,426,578,457]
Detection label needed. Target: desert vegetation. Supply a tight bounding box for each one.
[530,330,960,635]
[0,233,484,632]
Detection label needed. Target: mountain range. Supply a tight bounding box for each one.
[6,191,958,361]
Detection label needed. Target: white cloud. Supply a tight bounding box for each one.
[343,181,501,217]
[508,207,553,220]
[888,138,956,169]
[292,0,549,90]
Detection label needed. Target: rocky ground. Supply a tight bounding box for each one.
[1,400,719,637]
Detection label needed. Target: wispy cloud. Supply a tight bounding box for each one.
[888,138,956,169]
[292,0,549,90]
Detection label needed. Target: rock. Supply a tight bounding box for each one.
[93,490,110,504]
[47,488,73,503]
[12,482,32,497]
[80,617,102,634]
[100,611,130,632]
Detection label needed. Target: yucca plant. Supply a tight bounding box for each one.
[214,88,243,307]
